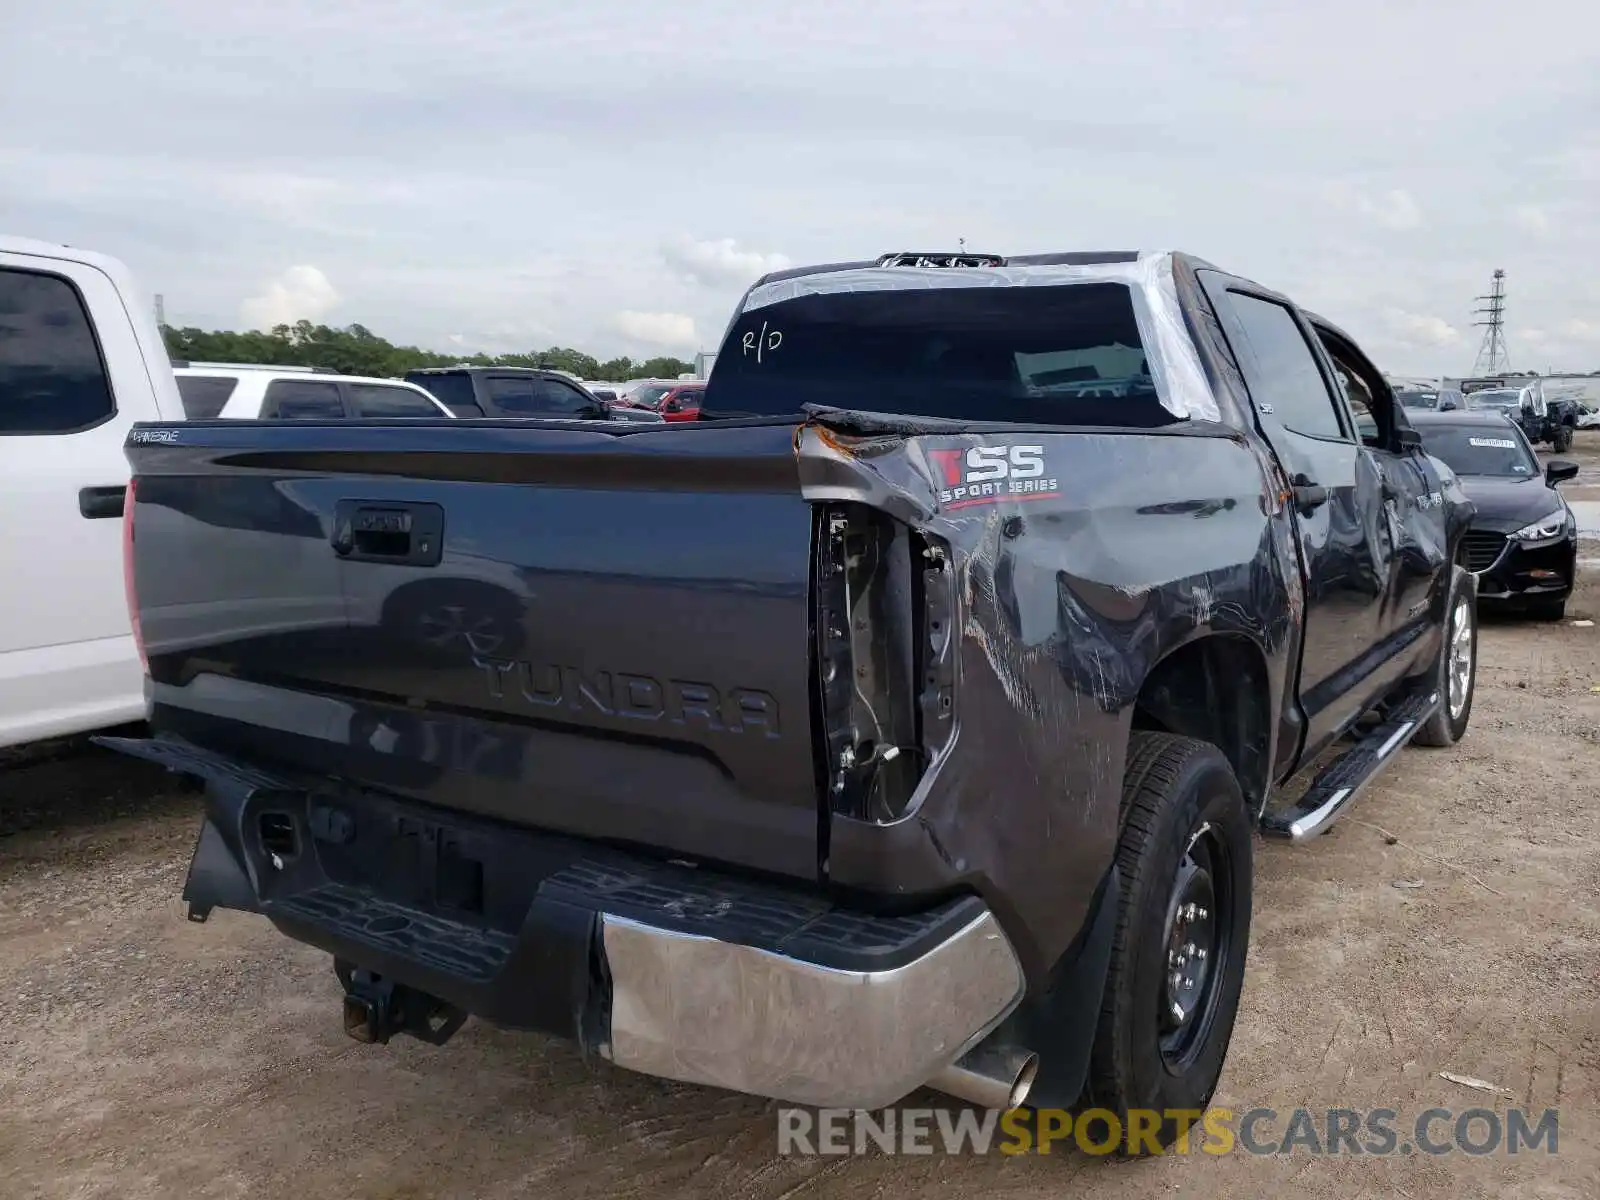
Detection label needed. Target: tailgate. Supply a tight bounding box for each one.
[126,420,822,879]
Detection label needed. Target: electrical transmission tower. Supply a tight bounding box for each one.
[1471,269,1510,375]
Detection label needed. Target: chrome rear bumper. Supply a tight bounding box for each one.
[600,908,1026,1110]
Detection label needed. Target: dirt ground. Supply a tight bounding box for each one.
[3,442,1599,1200]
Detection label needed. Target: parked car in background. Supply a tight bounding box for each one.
[613,378,672,406]
[1394,386,1465,412]
[618,380,705,421]
[605,404,666,424]
[173,365,455,420]
[1463,382,1576,451]
[1465,384,1547,444]
[1409,409,1578,619]
[0,234,184,749]
[403,366,611,420]
[1532,381,1580,452]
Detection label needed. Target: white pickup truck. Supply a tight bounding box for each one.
[0,235,184,749]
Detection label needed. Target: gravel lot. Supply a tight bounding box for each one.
[3,442,1598,1200]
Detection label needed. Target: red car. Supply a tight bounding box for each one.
[623,382,704,422]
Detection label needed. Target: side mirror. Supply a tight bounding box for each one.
[1394,427,1422,452]
[1545,459,1579,485]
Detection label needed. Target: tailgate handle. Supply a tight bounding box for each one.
[79,485,126,520]
[332,501,444,566]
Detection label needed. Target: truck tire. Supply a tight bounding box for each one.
[1553,424,1573,453]
[1083,733,1253,1154]
[1414,564,1478,746]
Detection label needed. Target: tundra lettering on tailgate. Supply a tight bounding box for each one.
[473,656,780,737]
[928,445,1062,509]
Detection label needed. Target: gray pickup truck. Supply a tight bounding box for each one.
[103,249,1477,1155]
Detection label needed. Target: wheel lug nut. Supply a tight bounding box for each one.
[1196,948,1207,961]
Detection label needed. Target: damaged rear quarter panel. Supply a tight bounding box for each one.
[798,420,1296,982]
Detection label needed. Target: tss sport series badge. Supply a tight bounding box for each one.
[928,445,1062,510]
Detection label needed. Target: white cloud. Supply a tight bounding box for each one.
[1514,204,1553,236]
[1546,140,1600,183]
[240,265,339,330]
[1316,183,1422,231]
[1560,318,1600,341]
[661,235,790,287]
[1382,308,1461,347]
[1356,188,1422,231]
[615,310,697,348]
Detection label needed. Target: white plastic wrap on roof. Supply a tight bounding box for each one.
[740,251,1219,423]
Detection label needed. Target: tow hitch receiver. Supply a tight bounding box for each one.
[338,963,468,1047]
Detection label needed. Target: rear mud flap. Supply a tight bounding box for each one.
[182,819,261,922]
[94,734,277,922]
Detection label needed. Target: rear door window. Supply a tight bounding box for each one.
[530,378,596,416]
[405,371,480,416]
[0,267,116,434]
[263,379,346,420]
[487,375,593,416]
[1222,293,1346,440]
[348,383,443,418]
[485,375,539,414]
[175,375,239,419]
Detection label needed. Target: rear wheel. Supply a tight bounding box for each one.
[1553,424,1574,453]
[1415,564,1477,746]
[1082,733,1253,1154]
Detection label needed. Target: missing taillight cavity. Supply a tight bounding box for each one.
[917,536,957,752]
[813,505,929,822]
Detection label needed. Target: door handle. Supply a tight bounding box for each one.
[79,485,126,520]
[1289,473,1329,514]
[331,500,444,566]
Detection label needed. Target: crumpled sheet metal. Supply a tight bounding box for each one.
[744,252,1220,425]
[797,419,1296,980]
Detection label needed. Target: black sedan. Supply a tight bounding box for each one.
[1409,410,1579,620]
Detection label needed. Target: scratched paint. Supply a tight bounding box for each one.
[795,412,1299,987]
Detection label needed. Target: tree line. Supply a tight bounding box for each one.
[161,320,695,382]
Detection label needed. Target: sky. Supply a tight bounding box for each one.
[2,0,1597,375]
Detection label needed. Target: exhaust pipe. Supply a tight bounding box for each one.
[927,1042,1039,1110]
